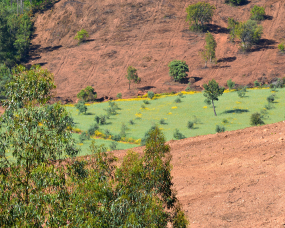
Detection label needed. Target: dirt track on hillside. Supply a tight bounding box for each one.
[29,0,285,102]
[112,121,285,227]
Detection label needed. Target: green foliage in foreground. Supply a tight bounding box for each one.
[0,66,188,227]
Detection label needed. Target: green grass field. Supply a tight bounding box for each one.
[67,88,285,155]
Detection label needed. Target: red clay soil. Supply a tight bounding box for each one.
[113,121,285,227]
[29,0,285,102]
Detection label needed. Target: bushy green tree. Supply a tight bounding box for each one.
[216,125,225,133]
[126,66,141,89]
[203,79,225,116]
[74,29,89,44]
[250,5,265,21]
[227,79,235,91]
[186,2,215,31]
[168,60,189,82]
[173,129,186,139]
[0,64,12,98]
[235,20,263,50]
[77,86,97,102]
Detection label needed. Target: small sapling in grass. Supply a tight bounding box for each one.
[159,118,167,125]
[187,121,194,129]
[222,118,228,124]
[227,79,235,91]
[175,97,181,103]
[267,94,275,103]
[75,100,87,115]
[250,112,265,126]
[104,129,111,139]
[173,129,186,139]
[237,86,247,98]
[141,104,146,109]
[215,125,225,133]
[177,92,184,98]
[129,119,135,125]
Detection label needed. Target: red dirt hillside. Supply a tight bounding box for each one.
[29,0,285,101]
[113,121,285,227]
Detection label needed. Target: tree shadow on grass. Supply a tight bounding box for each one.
[222,109,249,114]
[85,112,94,115]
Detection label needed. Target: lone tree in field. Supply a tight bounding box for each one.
[168,60,189,82]
[203,79,225,116]
[126,66,141,89]
[234,20,263,50]
[227,79,235,91]
[186,2,215,31]
[201,32,217,67]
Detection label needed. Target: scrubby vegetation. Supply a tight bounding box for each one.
[168,60,189,82]
[74,29,89,44]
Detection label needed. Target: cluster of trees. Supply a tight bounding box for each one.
[0,65,188,227]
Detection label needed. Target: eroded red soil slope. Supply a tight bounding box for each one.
[113,121,285,227]
[29,0,285,101]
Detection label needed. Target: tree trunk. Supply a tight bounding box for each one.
[205,61,207,68]
[129,81,130,90]
[17,0,18,15]
[212,100,217,116]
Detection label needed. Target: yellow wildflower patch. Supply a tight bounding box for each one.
[168,112,172,115]
[236,101,241,104]
[203,106,207,109]
[171,106,177,109]
[135,113,142,118]
[65,104,75,107]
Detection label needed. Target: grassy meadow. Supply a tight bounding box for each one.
[67,88,285,156]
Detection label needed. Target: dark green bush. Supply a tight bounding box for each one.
[225,0,246,6]
[148,91,155,99]
[104,129,111,139]
[173,129,186,139]
[267,95,275,103]
[159,118,167,125]
[215,125,225,133]
[227,79,235,91]
[187,121,194,129]
[237,86,247,98]
[168,60,189,82]
[129,119,134,125]
[94,115,107,125]
[175,97,181,103]
[143,100,150,104]
[250,112,264,125]
[254,80,260,87]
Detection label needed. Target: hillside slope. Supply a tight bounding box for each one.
[113,121,285,227]
[29,0,285,101]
